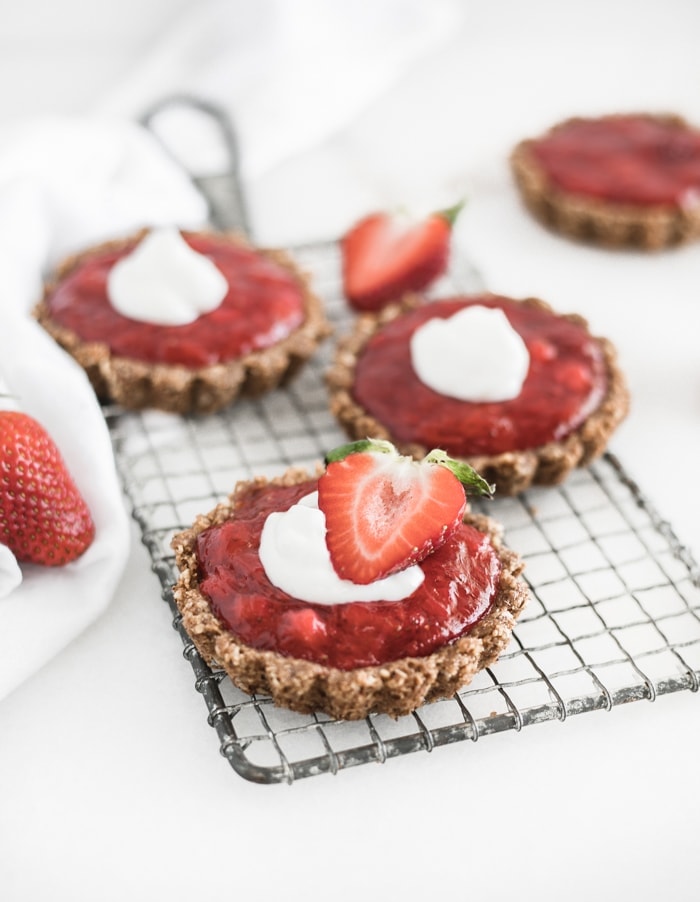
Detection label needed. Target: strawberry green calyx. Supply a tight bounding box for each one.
[424,448,495,498]
[324,438,397,464]
[437,200,466,228]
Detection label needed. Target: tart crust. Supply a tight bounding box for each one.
[510,114,700,249]
[35,229,331,414]
[326,295,630,496]
[171,467,528,721]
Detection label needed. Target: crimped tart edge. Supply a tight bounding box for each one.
[325,294,630,496]
[34,229,332,414]
[171,467,529,721]
[510,113,700,250]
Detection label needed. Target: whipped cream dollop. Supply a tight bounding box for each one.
[259,492,425,605]
[0,544,22,599]
[106,226,228,325]
[410,305,530,402]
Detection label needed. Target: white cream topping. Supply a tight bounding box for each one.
[259,492,425,605]
[410,305,530,402]
[106,226,228,325]
[0,544,22,599]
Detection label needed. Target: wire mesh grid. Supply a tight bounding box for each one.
[106,239,700,784]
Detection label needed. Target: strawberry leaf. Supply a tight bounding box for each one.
[424,448,495,498]
[437,199,466,228]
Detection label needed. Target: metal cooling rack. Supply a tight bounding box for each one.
[105,238,700,785]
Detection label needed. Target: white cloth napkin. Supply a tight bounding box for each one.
[0,318,130,701]
[0,117,208,701]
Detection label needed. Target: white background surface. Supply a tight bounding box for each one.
[1,2,700,900]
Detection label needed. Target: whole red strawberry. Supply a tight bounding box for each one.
[0,411,95,566]
[341,202,463,312]
[318,439,493,585]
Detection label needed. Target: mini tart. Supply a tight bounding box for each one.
[171,468,528,721]
[326,294,629,496]
[35,229,330,414]
[511,113,700,249]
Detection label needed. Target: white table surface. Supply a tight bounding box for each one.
[1,2,700,900]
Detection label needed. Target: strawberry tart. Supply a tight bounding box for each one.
[327,294,629,495]
[35,227,330,414]
[511,113,700,249]
[171,439,528,721]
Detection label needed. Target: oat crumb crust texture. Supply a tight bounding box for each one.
[171,468,529,721]
[34,229,331,415]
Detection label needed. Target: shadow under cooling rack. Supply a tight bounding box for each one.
[106,240,700,784]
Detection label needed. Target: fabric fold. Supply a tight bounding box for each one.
[0,116,208,701]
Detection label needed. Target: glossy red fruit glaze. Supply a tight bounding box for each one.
[195,479,502,670]
[530,115,700,207]
[45,233,305,367]
[352,296,607,457]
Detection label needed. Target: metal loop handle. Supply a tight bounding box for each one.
[140,94,252,236]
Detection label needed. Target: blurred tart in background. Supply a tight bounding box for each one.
[511,113,700,249]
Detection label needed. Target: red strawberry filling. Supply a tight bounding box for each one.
[194,479,502,670]
[352,296,607,456]
[45,233,305,368]
[530,115,700,207]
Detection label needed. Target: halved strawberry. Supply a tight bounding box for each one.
[341,202,463,312]
[317,439,493,585]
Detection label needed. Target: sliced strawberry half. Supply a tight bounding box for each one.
[317,439,493,585]
[341,202,464,312]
